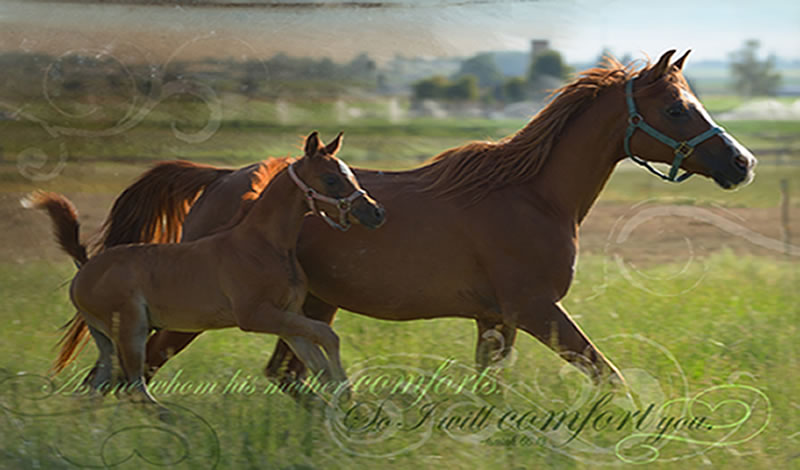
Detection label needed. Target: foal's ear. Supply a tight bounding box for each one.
[646,49,676,81]
[324,132,344,155]
[304,131,323,157]
[672,50,691,71]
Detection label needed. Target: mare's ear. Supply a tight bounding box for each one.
[643,49,676,82]
[304,131,323,157]
[672,50,691,71]
[324,132,344,155]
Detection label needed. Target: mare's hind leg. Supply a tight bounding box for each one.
[511,298,625,387]
[144,331,200,383]
[112,304,159,405]
[475,319,518,370]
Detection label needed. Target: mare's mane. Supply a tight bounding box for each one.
[420,56,688,204]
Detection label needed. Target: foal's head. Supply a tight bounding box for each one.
[626,50,756,189]
[292,131,385,230]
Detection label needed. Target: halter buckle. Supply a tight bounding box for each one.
[674,141,694,158]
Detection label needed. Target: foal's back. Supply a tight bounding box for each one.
[69,227,297,332]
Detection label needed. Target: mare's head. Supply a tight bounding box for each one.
[293,131,385,230]
[626,50,756,189]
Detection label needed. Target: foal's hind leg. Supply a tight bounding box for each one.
[82,324,114,395]
[111,303,159,405]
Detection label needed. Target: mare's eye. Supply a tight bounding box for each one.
[323,175,339,186]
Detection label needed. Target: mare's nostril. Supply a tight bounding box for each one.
[734,155,749,171]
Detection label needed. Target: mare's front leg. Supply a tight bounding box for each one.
[506,297,625,387]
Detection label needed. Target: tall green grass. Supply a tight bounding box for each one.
[0,253,795,469]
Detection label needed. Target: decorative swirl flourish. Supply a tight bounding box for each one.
[5,36,261,182]
[614,384,771,464]
[0,372,220,469]
[16,143,68,181]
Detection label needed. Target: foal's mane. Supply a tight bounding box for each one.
[420,56,685,204]
[210,157,294,234]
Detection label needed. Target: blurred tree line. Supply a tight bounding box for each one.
[729,39,781,96]
[0,51,380,102]
[411,49,572,104]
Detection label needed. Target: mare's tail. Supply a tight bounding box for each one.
[94,160,233,251]
[22,191,91,374]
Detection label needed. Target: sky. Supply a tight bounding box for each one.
[0,0,798,64]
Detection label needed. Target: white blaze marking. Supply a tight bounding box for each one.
[682,89,756,176]
[338,159,355,180]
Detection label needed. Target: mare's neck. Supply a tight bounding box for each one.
[527,85,628,225]
[236,167,308,251]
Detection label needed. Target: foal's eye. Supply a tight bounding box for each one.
[323,175,339,186]
[667,104,686,118]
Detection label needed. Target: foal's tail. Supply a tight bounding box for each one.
[23,191,88,266]
[94,161,233,251]
[23,191,91,374]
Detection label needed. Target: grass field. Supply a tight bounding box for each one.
[1,96,798,468]
[0,254,795,469]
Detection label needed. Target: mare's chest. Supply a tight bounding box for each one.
[472,199,579,301]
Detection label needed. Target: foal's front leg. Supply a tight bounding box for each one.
[235,303,348,385]
[264,294,338,383]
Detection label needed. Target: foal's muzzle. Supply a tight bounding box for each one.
[288,162,384,231]
[351,200,386,230]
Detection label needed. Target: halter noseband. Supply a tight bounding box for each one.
[287,162,366,232]
[624,79,724,182]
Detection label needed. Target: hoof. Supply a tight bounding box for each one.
[157,406,175,424]
[332,380,352,405]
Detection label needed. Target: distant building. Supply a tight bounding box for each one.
[531,40,550,61]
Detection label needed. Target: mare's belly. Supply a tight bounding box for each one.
[299,218,489,321]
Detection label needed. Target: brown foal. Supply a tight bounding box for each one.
[29,132,385,406]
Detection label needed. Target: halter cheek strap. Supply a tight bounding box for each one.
[624,79,724,182]
[287,162,366,232]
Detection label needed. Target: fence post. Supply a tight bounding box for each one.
[781,179,791,258]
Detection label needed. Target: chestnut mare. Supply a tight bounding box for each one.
[30,132,385,405]
[90,51,756,392]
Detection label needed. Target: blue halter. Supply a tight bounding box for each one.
[623,79,724,182]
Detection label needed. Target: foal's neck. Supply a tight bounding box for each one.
[236,168,308,252]
[528,85,628,225]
